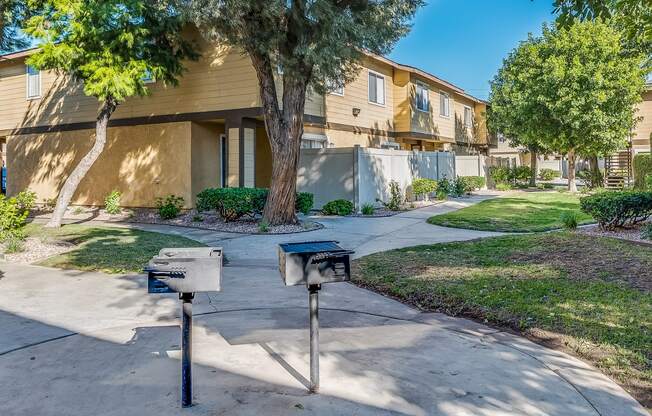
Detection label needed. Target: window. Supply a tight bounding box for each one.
[327,80,344,96]
[26,65,41,99]
[301,133,328,149]
[439,91,450,117]
[142,69,154,84]
[415,83,429,112]
[368,71,385,105]
[464,106,472,128]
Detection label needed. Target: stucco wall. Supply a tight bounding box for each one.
[191,122,222,203]
[7,121,193,207]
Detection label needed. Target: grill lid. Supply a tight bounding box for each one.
[279,241,345,254]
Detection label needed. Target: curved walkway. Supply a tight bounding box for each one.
[0,196,646,415]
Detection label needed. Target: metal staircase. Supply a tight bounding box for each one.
[604,150,633,189]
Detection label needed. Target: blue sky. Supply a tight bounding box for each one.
[388,0,557,99]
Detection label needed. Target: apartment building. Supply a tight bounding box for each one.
[0,31,489,207]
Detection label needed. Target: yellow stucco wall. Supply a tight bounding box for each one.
[7,122,194,207]
[191,122,222,203]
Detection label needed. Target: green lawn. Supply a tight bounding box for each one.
[428,192,594,232]
[24,223,205,274]
[352,232,652,408]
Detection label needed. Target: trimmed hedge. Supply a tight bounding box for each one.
[580,190,652,229]
[412,178,438,199]
[196,188,314,221]
[634,153,652,189]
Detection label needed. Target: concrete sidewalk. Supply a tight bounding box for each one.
[0,197,647,415]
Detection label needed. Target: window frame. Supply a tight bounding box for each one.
[439,90,450,118]
[368,70,386,106]
[327,79,344,96]
[463,105,473,128]
[415,82,429,113]
[25,65,41,100]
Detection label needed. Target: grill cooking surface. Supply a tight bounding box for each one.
[279,241,345,254]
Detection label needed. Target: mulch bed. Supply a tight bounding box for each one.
[578,221,652,246]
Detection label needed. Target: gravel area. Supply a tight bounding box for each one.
[578,221,652,245]
[2,238,74,264]
[127,210,322,234]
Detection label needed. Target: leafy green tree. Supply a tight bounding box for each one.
[182,0,422,224]
[0,0,29,52]
[24,0,197,227]
[489,20,645,192]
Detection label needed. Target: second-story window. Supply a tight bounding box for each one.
[326,79,344,96]
[26,65,41,99]
[416,83,429,112]
[464,106,473,128]
[368,71,385,105]
[439,91,450,117]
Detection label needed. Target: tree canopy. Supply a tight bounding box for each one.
[25,0,197,103]
[0,0,29,52]
[489,20,646,190]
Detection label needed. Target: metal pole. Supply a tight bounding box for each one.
[181,292,194,408]
[308,284,320,393]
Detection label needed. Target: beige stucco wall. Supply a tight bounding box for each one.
[190,122,222,203]
[7,121,194,207]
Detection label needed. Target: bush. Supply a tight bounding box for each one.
[3,235,25,254]
[41,197,56,212]
[258,219,270,233]
[15,190,36,212]
[451,176,469,196]
[646,174,652,191]
[634,153,652,189]
[196,188,313,220]
[361,203,375,215]
[436,189,448,200]
[560,211,579,230]
[296,192,314,215]
[104,190,122,214]
[412,178,438,200]
[512,166,533,184]
[538,169,559,181]
[0,192,33,241]
[381,180,402,211]
[156,195,184,220]
[489,166,512,185]
[322,199,354,216]
[641,223,652,240]
[437,176,452,195]
[462,176,485,191]
[580,190,652,229]
[496,183,513,191]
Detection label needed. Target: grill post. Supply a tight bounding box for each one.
[181,292,194,408]
[309,284,320,393]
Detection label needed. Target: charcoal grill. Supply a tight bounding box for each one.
[278,241,354,393]
[145,247,223,408]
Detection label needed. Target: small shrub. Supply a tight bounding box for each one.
[580,190,652,229]
[258,219,270,233]
[451,177,468,197]
[634,153,652,189]
[15,190,36,212]
[512,166,533,184]
[560,211,579,230]
[104,190,122,215]
[0,194,30,241]
[538,169,559,181]
[646,173,652,191]
[462,176,485,191]
[72,206,85,215]
[489,166,512,185]
[436,189,448,200]
[41,198,56,212]
[322,199,354,216]
[296,192,314,215]
[641,223,652,240]
[156,195,184,220]
[361,203,375,215]
[437,176,452,195]
[495,183,513,191]
[381,180,403,211]
[3,235,25,254]
[192,215,203,222]
[412,178,437,200]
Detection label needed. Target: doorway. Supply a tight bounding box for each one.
[219,134,227,188]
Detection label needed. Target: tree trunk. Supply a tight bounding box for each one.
[46,98,117,228]
[529,149,538,187]
[567,149,578,192]
[588,155,603,188]
[248,52,309,225]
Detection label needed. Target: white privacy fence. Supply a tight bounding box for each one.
[297,146,455,209]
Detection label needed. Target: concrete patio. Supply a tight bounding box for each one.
[0,197,647,415]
